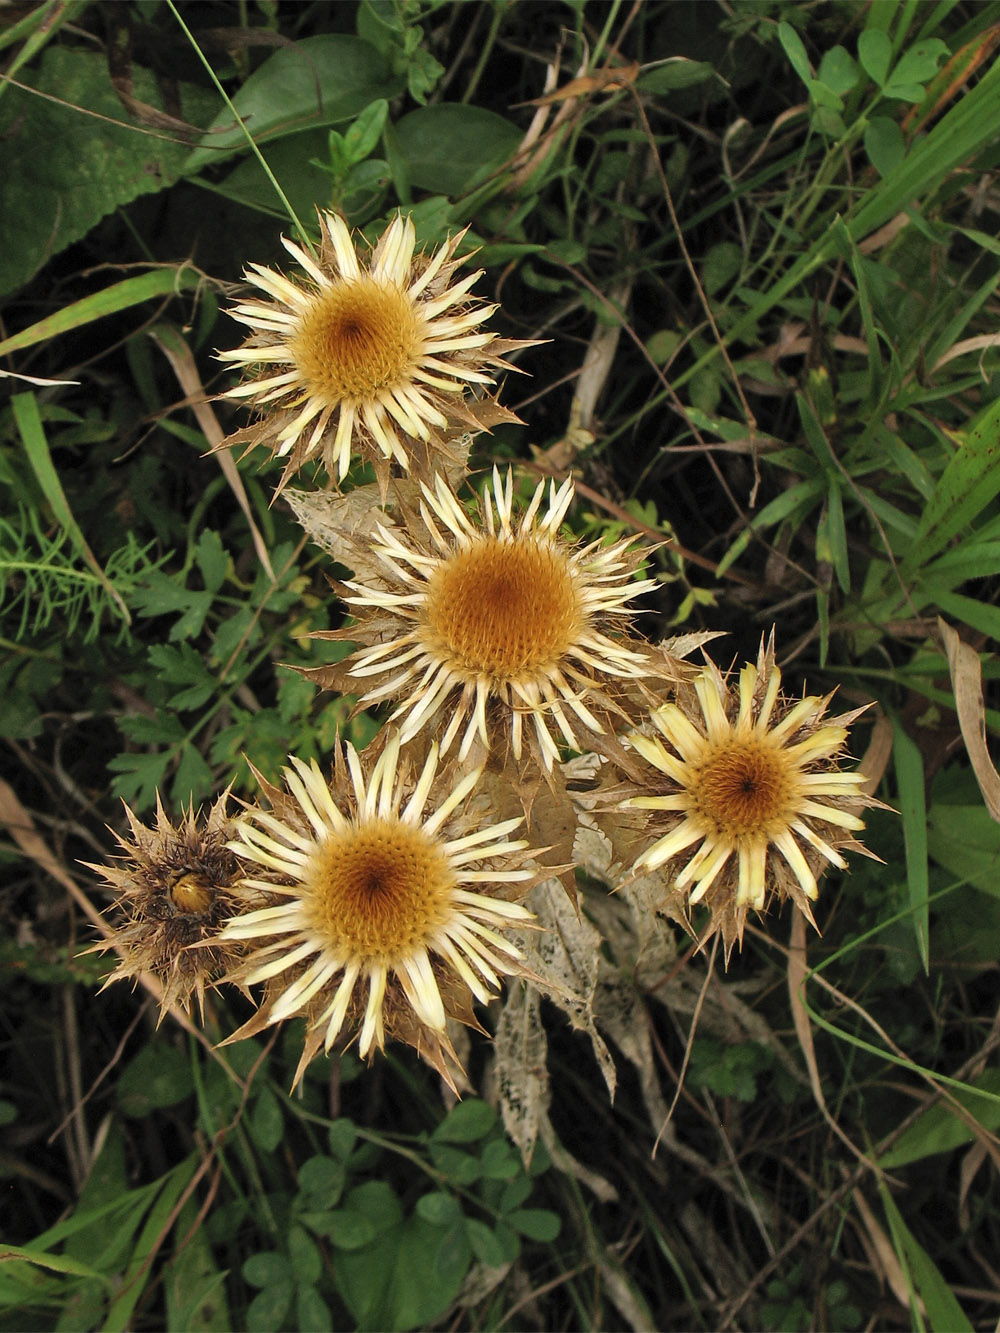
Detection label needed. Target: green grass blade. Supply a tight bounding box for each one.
[891,715,929,972]
[0,267,202,360]
[878,1182,973,1332]
[11,392,130,627]
[900,395,1000,577]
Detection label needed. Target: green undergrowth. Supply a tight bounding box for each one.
[2,1,1000,1329]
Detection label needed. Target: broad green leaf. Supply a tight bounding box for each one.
[296,1285,333,1333]
[393,104,521,196]
[288,1226,322,1286]
[298,1155,346,1209]
[927,803,1000,897]
[900,396,1000,577]
[465,1217,506,1267]
[333,1208,471,1332]
[702,241,743,296]
[0,48,214,296]
[892,717,929,972]
[858,29,893,88]
[415,1192,462,1226]
[431,1098,496,1143]
[778,22,812,84]
[242,1252,287,1289]
[865,116,905,176]
[246,1279,294,1333]
[209,127,339,222]
[890,39,949,90]
[817,45,860,95]
[879,1069,1000,1168]
[878,1183,973,1332]
[250,1085,284,1153]
[506,1209,561,1242]
[637,59,714,93]
[186,36,403,171]
[118,1045,196,1117]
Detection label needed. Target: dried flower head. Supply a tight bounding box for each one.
[219,211,521,493]
[626,638,878,955]
[219,733,537,1086]
[311,467,658,772]
[88,793,256,1020]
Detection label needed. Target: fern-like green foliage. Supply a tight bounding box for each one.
[0,505,160,643]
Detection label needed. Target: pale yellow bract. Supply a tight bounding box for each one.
[340,467,658,768]
[220,211,497,482]
[628,648,870,934]
[220,734,534,1069]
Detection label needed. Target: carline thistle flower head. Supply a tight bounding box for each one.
[218,733,538,1086]
[313,466,659,773]
[218,211,522,494]
[87,793,256,1021]
[626,637,879,956]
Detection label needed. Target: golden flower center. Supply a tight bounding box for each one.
[169,872,214,915]
[290,278,421,402]
[305,819,456,957]
[691,740,793,836]
[421,536,582,679]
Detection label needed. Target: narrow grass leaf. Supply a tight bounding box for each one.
[878,1182,973,1332]
[901,395,1000,577]
[0,268,202,360]
[891,715,929,971]
[12,393,130,626]
[879,1068,1000,1168]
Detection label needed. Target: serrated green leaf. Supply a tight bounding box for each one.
[195,531,228,595]
[107,750,173,811]
[171,742,213,809]
[147,643,216,711]
[132,571,214,641]
[0,49,214,295]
